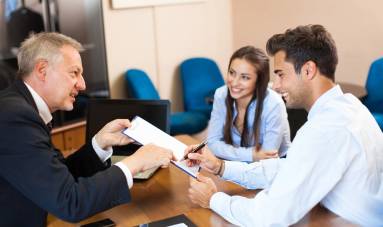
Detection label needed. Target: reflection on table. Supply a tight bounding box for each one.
[47,135,356,227]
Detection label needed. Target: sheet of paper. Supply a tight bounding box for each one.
[168,223,188,227]
[122,116,199,178]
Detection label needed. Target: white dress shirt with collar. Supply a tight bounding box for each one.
[24,82,133,188]
[210,85,383,226]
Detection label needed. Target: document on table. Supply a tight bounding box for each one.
[137,214,196,227]
[122,116,199,178]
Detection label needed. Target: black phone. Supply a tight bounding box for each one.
[80,218,115,227]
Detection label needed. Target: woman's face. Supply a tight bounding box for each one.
[226,58,257,104]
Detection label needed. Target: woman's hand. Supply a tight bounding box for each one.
[252,149,279,161]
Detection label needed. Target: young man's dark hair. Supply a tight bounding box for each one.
[266,24,338,81]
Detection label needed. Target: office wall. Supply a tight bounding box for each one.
[102,0,233,112]
[232,0,383,86]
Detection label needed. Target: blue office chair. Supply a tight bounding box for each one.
[362,58,383,130]
[125,69,207,135]
[124,69,160,100]
[180,57,225,118]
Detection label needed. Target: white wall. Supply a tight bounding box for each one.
[102,0,233,112]
[232,0,383,86]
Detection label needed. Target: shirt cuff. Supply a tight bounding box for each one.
[244,147,254,162]
[115,162,134,189]
[92,136,113,163]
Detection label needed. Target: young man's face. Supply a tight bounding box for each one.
[272,51,309,109]
[44,45,86,112]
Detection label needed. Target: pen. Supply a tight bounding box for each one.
[180,140,207,161]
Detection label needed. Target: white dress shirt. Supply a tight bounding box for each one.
[25,82,133,188]
[210,85,383,226]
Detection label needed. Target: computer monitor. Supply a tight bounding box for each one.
[86,99,170,156]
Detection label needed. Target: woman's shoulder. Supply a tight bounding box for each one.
[214,85,228,98]
[263,88,285,110]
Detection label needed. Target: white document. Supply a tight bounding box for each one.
[168,224,188,227]
[122,116,199,178]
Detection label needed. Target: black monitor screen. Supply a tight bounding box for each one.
[86,99,170,155]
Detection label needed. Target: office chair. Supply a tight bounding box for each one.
[362,57,383,130]
[124,69,208,135]
[124,69,160,100]
[180,57,225,118]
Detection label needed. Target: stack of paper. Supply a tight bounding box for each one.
[122,116,199,178]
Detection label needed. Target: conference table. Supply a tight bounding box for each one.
[47,135,356,227]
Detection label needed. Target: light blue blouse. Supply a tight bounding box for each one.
[207,85,291,161]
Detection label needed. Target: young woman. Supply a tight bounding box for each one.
[207,46,290,162]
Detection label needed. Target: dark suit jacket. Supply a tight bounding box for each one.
[0,80,131,226]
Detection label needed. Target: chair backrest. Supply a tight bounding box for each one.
[124,69,160,100]
[180,57,225,116]
[364,58,383,111]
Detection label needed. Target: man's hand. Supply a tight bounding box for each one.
[121,144,175,175]
[95,119,134,149]
[188,174,217,208]
[185,145,222,175]
[252,149,279,161]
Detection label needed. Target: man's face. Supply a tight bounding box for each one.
[44,45,85,112]
[272,51,308,109]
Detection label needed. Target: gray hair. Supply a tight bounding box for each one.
[17,32,83,78]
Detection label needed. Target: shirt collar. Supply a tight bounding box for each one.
[307,85,343,120]
[24,82,53,124]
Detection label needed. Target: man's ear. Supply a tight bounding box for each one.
[34,59,48,81]
[303,61,317,80]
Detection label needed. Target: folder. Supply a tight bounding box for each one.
[122,116,199,178]
[135,214,196,227]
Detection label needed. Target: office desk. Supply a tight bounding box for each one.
[47,135,356,227]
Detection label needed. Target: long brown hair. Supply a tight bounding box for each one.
[223,46,270,150]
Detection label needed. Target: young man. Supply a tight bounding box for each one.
[186,25,383,226]
[0,32,174,226]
